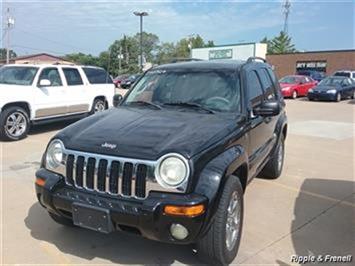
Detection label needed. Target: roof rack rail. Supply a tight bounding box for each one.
[246,57,267,63]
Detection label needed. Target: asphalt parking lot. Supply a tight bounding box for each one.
[1,99,354,265]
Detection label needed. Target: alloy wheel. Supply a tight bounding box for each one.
[277,141,284,172]
[292,91,297,99]
[337,93,341,102]
[94,101,105,113]
[5,112,27,138]
[225,191,241,251]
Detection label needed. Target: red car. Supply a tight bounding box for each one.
[279,75,317,99]
[113,74,129,88]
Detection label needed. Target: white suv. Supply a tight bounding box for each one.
[333,70,355,80]
[0,64,115,141]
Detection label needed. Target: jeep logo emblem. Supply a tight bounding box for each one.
[101,142,117,149]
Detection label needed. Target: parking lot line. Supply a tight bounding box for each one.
[259,177,355,208]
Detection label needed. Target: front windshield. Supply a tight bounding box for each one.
[123,69,240,113]
[318,77,344,86]
[279,76,298,84]
[0,66,38,86]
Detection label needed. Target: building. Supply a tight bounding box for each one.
[266,49,355,78]
[191,43,267,61]
[0,53,73,65]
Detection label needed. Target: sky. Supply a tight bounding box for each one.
[1,0,354,56]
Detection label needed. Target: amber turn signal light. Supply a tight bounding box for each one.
[35,177,46,187]
[164,204,205,217]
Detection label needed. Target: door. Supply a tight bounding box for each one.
[61,67,90,113]
[302,76,315,96]
[34,67,68,119]
[341,78,354,98]
[246,69,274,177]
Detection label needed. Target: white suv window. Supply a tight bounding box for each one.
[38,67,62,86]
[63,68,83,86]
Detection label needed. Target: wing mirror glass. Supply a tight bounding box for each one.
[253,100,281,117]
[39,79,51,87]
[113,94,123,107]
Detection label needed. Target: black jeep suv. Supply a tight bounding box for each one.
[35,58,287,265]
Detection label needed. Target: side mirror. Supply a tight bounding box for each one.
[253,101,281,117]
[113,94,123,107]
[39,79,51,87]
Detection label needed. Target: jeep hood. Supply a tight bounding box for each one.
[56,107,240,160]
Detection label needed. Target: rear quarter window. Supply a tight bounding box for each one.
[82,67,113,84]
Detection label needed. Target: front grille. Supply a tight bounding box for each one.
[64,152,152,199]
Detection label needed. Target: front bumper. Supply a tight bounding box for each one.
[308,92,336,101]
[35,168,208,244]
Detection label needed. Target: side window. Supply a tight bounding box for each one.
[352,73,355,79]
[258,68,276,100]
[63,68,83,86]
[247,70,264,107]
[82,67,113,84]
[38,68,62,86]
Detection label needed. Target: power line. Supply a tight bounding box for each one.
[12,44,67,56]
[16,28,86,51]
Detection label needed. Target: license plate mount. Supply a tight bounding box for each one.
[72,203,113,234]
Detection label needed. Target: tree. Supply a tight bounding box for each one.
[65,53,98,65]
[264,31,297,54]
[0,48,17,60]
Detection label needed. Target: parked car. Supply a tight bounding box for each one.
[279,75,317,99]
[120,74,142,89]
[0,64,115,141]
[35,58,287,265]
[307,76,355,101]
[113,74,129,88]
[297,70,326,82]
[333,70,355,80]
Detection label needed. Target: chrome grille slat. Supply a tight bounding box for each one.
[131,163,137,197]
[118,162,123,195]
[93,159,99,191]
[82,156,87,188]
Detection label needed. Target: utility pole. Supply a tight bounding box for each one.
[133,11,148,72]
[282,0,291,34]
[118,46,122,71]
[5,8,15,64]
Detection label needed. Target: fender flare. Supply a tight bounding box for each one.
[194,145,248,234]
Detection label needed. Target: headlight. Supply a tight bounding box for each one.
[308,89,314,93]
[155,153,190,188]
[327,89,337,94]
[45,139,64,170]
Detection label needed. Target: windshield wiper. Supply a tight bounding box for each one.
[163,102,215,114]
[126,101,162,110]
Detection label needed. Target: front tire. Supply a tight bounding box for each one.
[0,106,30,141]
[259,135,285,179]
[196,176,243,266]
[91,98,107,114]
[291,90,298,99]
[336,93,341,102]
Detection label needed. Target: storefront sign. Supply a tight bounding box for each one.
[296,61,327,69]
[209,49,233,60]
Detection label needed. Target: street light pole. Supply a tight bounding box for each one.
[133,11,148,72]
[5,8,15,64]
